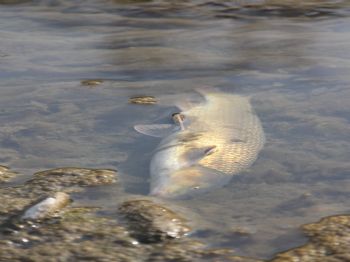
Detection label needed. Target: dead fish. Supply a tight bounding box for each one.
[134,89,265,199]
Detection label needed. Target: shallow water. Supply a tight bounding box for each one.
[0,0,350,259]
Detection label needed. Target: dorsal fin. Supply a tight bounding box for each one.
[195,86,220,98]
[134,124,180,138]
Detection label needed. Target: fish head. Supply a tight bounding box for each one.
[149,132,222,199]
[150,166,230,199]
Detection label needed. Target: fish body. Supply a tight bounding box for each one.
[135,90,265,199]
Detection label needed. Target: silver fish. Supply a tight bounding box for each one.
[135,90,265,199]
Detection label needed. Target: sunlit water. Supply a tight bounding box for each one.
[0,0,350,259]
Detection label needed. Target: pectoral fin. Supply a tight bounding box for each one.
[150,165,232,199]
[183,145,217,165]
[134,124,180,138]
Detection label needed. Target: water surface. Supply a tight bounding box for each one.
[0,0,350,259]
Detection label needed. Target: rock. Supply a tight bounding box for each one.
[0,194,32,224]
[0,167,117,223]
[147,239,261,262]
[2,166,347,261]
[270,214,350,261]
[21,192,71,220]
[119,199,191,243]
[129,95,157,105]
[224,257,263,262]
[26,167,117,192]
[0,206,145,261]
[0,165,18,183]
[1,192,71,234]
[0,181,262,261]
[80,79,104,86]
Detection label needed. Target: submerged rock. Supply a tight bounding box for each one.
[119,199,191,243]
[270,214,350,261]
[0,165,18,183]
[26,167,117,193]
[273,193,316,215]
[80,79,104,86]
[0,194,32,225]
[147,240,262,262]
[0,166,142,261]
[0,167,117,224]
[129,95,157,105]
[1,164,348,261]
[21,192,71,220]
[1,192,71,234]
[0,206,145,261]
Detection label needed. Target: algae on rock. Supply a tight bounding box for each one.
[271,215,350,262]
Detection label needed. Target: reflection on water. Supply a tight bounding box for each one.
[0,0,350,259]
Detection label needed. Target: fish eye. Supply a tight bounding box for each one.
[192,186,200,190]
[171,112,185,123]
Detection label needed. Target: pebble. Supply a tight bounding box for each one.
[129,96,157,105]
[22,192,71,220]
[0,165,18,183]
[81,79,104,86]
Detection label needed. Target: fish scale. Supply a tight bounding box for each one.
[191,93,264,175]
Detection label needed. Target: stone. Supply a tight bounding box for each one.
[129,96,157,105]
[270,215,350,262]
[0,165,18,183]
[119,199,191,243]
[80,79,104,86]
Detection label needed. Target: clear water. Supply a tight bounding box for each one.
[0,0,350,259]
